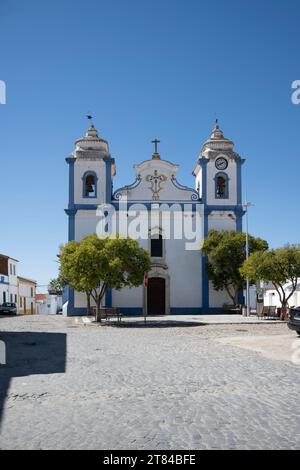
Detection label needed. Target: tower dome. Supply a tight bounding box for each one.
[75,124,109,157]
[201,122,234,154]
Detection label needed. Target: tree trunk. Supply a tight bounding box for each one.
[225,285,238,307]
[92,284,107,323]
[234,287,239,308]
[95,297,101,323]
[86,292,91,316]
[95,289,107,323]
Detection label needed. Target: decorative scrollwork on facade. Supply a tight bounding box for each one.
[113,175,142,200]
[170,175,200,201]
[146,170,167,200]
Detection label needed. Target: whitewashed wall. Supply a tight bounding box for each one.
[208,212,237,231]
[112,286,143,309]
[75,211,100,240]
[209,282,232,308]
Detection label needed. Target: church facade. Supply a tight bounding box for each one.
[65,123,245,316]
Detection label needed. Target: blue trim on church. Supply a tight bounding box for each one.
[105,288,112,307]
[66,157,75,209]
[201,207,209,310]
[198,158,208,204]
[105,159,113,202]
[236,158,245,205]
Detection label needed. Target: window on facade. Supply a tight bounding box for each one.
[84,174,96,198]
[216,175,228,199]
[31,287,33,297]
[3,292,6,303]
[10,293,13,303]
[10,264,12,275]
[13,265,16,276]
[15,294,17,303]
[20,297,22,308]
[151,234,163,257]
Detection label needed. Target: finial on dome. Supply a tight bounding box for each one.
[210,120,224,140]
[85,124,100,139]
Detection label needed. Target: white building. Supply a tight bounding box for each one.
[0,254,19,305]
[36,293,62,315]
[263,281,300,309]
[64,122,245,316]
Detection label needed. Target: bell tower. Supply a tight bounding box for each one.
[193,122,245,231]
[65,124,116,241]
[193,123,245,311]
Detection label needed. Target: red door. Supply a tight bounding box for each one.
[147,277,165,315]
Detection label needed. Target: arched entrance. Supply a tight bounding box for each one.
[147,277,166,315]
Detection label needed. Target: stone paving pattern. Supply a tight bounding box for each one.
[0,315,299,450]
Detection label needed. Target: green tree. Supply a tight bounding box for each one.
[59,240,94,314]
[48,275,66,295]
[202,230,268,306]
[240,245,300,308]
[60,235,151,320]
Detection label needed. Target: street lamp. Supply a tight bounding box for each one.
[243,202,254,317]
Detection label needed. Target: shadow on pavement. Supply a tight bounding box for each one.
[109,320,205,328]
[0,331,66,425]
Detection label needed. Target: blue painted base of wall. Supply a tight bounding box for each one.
[119,308,143,315]
[170,308,227,315]
[65,305,228,316]
[170,308,202,314]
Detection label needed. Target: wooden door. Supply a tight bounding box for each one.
[147,277,165,315]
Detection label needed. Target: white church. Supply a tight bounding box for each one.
[64,122,245,316]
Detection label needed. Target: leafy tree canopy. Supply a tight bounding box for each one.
[240,245,300,307]
[202,230,268,305]
[48,276,65,295]
[60,235,151,316]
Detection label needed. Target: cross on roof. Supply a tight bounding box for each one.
[151,139,160,154]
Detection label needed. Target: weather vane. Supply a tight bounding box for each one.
[214,113,219,128]
[86,112,94,124]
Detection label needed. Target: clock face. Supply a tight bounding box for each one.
[215,157,228,170]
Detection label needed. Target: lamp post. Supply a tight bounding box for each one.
[243,202,253,317]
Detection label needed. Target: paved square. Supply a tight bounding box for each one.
[0,315,299,449]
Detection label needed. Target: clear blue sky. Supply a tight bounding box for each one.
[0,0,299,287]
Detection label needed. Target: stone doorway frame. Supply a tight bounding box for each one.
[143,267,170,315]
